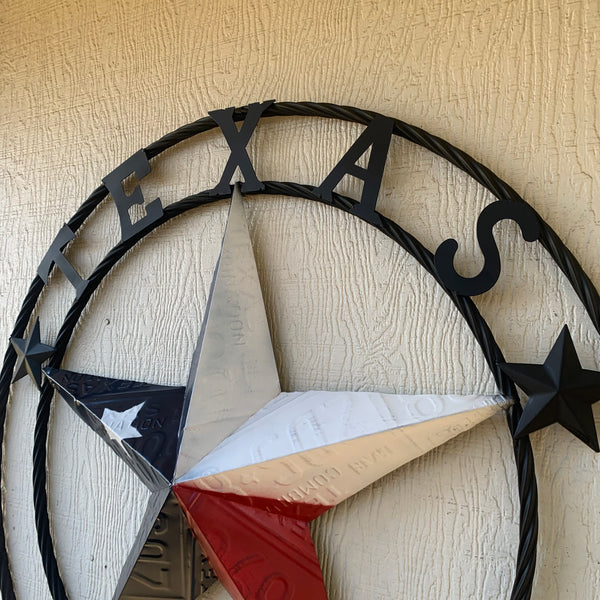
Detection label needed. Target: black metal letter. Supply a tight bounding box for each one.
[210,100,274,194]
[315,115,394,225]
[102,150,163,241]
[434,200,541,296]
[37,224,88,297]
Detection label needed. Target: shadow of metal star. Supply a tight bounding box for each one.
[499,325,600,451]
[10,317,54,389]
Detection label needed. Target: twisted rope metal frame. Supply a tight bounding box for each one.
[1,101,597,599]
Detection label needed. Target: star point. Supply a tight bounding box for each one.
[500,325,600,451]
[10,317,54,389]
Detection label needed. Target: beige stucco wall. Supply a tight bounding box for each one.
[1,0,599,598]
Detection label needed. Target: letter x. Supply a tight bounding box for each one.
[210,100,274,194]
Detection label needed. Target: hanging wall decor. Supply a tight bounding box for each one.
[1,101,599,600]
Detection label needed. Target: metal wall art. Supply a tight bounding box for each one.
[2,101,600,600]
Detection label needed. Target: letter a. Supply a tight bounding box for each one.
[315,115,394,225]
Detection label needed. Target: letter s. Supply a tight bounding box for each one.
[434,200,540,296]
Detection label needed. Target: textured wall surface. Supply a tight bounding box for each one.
[1,1,599,598]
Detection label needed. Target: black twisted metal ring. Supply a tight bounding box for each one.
[3,101,595,600]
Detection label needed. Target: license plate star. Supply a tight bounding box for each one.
[45,185,507,600]
[101,404,144,441]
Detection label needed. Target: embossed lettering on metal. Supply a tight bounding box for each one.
[43,183,510,600]
[120,492,216,600]
[175,184,281,480]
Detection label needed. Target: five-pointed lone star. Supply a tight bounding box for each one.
[10,317,54,389]
[500,325,600,452]
[45,185,508,600]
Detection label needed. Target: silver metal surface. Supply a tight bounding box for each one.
[119,492,216,600]
[115,487,171,600]
[175,184,280,479]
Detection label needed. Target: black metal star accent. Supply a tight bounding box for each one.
[499,325,600,451]
[10,318,55,389]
